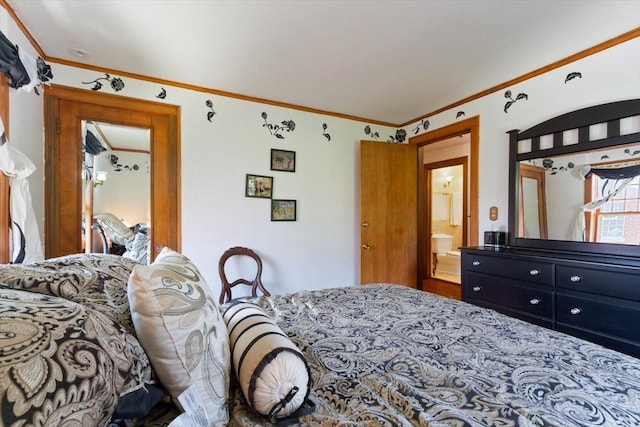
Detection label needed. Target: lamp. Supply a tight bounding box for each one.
[93,170,107,187]
[443,175,453,188]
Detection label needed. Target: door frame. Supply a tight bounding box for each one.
[44,85,181,259]
[424,157,468,278]
[410,116,479,289]
[0,74,8,263]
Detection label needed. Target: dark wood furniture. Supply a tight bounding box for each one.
[218,246,271,304]
[462,99,640,358]
[461,246,640,357]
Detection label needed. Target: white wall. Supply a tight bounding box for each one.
[47,63,396,296]
[1,8,45,248]
[3,4,639,297]
[93,150,150,226]
[404,37,640,239]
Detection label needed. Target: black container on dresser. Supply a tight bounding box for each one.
[461,246,640,358]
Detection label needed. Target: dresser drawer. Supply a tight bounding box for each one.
[463,253,553,285]
[556,292,640,343]
[557,264,640,301]
[465,274,553,319]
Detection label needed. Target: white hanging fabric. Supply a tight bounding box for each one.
[0,118,44,263]
[571,177,634,241]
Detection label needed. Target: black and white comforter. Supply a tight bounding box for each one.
[221,284,640,426]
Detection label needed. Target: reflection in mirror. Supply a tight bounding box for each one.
[518,142,640,244]
[519,164,547,239]
[81,121,151,263]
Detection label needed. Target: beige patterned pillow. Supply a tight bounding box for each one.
[127,247,230,425]
[94,212,135,246]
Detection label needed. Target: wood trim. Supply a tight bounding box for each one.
[423,156,468,280]
[410,116,480,248]
[0,0,46,58]
[0,73,9,263]
[44,85,181,259]
[519,164,548,239]
[401,27,640,127]
[48,57,397,128]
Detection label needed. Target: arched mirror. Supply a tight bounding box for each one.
[44,85,180,261]
[82,121,151,262]
[508,99,640,257]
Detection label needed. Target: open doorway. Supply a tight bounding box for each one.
[426,158,467,284]
[414,125,475,300]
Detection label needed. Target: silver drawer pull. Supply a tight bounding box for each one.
[529,269,540,276]
[472,286,481,292]
[529,298,540,305]
[472,261,481,266]
[570,275,581,282]
[570,307,582,315]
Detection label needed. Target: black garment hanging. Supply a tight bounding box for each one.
[0,31,31,89]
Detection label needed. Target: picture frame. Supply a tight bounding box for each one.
[270,149,296,172]
[245,174,273,198]
[271,199,296,221]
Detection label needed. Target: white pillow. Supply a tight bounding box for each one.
[223,301,310,420]
[127,247,230,425]
[94,213,135,246]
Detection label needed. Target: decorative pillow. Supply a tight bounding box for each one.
[0,253,139,335]
[223,301,311,420]
[123,232,150,265]
[127,247,231,425]
[0,286,147,426]
[0,254,166,420]
[94,213,135,246]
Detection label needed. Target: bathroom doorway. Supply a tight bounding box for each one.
[420,132,470,298]
[427,159,466,284]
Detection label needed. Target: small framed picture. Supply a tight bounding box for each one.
[245,174,273,198]
[271,199,296,221]
[271,149,296,172]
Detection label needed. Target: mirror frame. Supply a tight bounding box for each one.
[44,85,180,260]
[508,99,640,258]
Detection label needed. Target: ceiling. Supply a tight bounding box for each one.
[88,122,150,152]
[7,0,640,125]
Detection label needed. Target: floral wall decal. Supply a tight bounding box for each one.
[456,111,466,119]
[364,125,380,140]
[33,57,53,95]
[322,123,331,142]
[565,72,582,84]
[411,119,430,135]
[82,73,125,92]
[157,88,167,99]
[206,100,217,122]
[261,112,295,139]
[503,89,528,113]
[109,154,142,172]
[388,129,407,143]
[542,158,574,175]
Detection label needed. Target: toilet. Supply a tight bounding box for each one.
[431,234,461,276]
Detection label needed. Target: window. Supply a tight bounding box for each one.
[593,175,640,244]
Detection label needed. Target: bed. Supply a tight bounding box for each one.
[1,251,639,427]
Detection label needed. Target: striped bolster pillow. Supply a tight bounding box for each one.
[223,302,310,419]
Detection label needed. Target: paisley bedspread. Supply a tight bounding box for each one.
[223,284,640,427]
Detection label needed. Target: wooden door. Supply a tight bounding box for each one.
[360,141,418,287]
[44,85,180,260]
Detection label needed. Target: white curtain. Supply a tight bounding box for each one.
[0,118,44,263]
[572,176,634,241]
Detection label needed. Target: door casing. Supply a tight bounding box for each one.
[44,85,181,260]
[411,116,479,288]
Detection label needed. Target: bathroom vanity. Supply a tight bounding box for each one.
[461,99,640,358]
